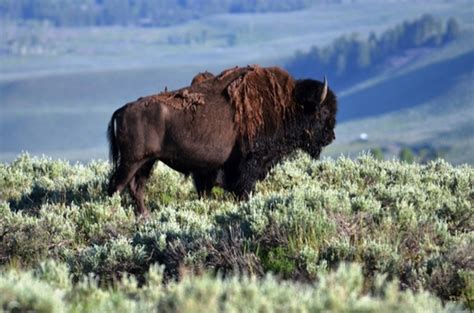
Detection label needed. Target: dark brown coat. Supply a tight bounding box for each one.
[107,65,337,215]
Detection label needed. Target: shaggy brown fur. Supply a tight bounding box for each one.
[148,89,206,111]
[151,65,297,144]
[225,66,296,144]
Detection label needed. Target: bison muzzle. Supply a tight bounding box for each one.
[107,65,337,215]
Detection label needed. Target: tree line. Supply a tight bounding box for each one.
[286,14,461,89]
[0,0,329,27]
[370,145,445,164]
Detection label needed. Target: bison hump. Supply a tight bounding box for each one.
[154,88,206,111]
[225,65,296,143]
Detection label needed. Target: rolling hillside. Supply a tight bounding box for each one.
[323,35,474,164]
[2,34,472,163]
[0,0,473,162]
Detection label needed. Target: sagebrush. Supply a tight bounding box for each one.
[0,153,472,312]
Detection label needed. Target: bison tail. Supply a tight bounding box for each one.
[107,110,119,170]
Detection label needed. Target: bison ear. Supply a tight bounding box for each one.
[294,77,328,114]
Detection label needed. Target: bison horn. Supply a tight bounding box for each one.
[319,76,328,105]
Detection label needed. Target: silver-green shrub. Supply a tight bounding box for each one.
[0,153,472,310]
[0,262,460,313]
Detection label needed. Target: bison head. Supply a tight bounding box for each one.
[294,77,338,158]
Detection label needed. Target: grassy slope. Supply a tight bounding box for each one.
[0,66,205,160]
[3,0,471,75]
[0,154,472,311]
[324,35,474,164]
[1,39,472,162]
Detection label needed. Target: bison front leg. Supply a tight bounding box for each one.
[192,170,218,198]
[225,157,268,200]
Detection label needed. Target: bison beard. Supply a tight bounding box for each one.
[107,65,337,215]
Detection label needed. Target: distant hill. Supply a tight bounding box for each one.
[323,38,474,164]
[1,1,472,163]
[286,14,462,92]
[337,48,473,121]
[283,14,473,164]
[0,0,327,27]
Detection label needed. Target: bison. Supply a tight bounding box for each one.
[107,65,337,215]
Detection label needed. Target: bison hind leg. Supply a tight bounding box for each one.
[129,159,156,216]
[107,159,147,197]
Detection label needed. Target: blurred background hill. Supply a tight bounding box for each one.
[0,0,473,164]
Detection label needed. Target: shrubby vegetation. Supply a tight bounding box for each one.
[0,153,472,311]
[287,15,461,89]
[1,261,457,312]
[368,145,446,164]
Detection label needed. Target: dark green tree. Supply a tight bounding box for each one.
[444,17,461,42]
[370,147,384,161]
[286,15,461,89]
[399,147,415,164]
